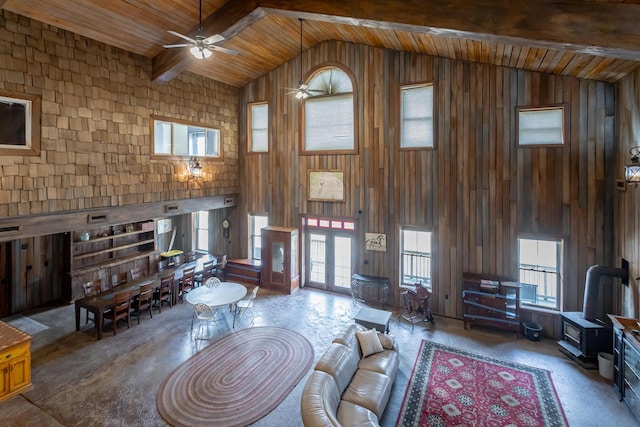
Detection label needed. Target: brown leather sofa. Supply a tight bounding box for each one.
[300,323,399,426]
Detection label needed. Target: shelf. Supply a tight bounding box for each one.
[70,250,159,276]
[74,228,152,245]
[74,238,155,261]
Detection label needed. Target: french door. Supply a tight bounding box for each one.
[306,229,354,294]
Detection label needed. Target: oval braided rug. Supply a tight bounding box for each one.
[156,326,314,427]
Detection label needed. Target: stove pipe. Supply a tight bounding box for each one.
[582,264,628,322]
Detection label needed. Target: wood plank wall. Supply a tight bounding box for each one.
[238,40,616,335]
[616,69,640,319]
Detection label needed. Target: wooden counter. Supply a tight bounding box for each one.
[226,259,262,286]
[0,320,32,402]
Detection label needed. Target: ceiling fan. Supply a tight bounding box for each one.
[286,19,323,99]
[163,0,238,59]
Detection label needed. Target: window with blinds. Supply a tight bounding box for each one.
[303,67,355,153]
[248,102,268,153]
[401,83,434,149]
[517,106,565,146]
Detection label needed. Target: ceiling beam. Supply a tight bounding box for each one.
[260,0,640,61]
[152,0,264,84]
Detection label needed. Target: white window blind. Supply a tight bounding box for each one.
[518,107,564,146]
[305,93,354,151]
[401,84,434,148]
[249,103,268,152]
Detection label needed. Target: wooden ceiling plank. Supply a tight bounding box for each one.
[151,0,263,83]
[261,0,640,61]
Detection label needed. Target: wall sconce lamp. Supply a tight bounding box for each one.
[625,146,640,185]
[189,157,203,179]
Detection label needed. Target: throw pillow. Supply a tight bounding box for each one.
[377,332,394,350]
[356,328,384,357]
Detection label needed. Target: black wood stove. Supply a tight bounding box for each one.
[558,264,628,369]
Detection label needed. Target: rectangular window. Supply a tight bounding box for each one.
[248,102,268,152]
[304,93,354,152]
[196,211,209,252]
[401,228,433,289]
[401,84,434,149]
[249,214,268,260]
[517,106,565,146]
[152,115,221,158]
[518,237,563,310]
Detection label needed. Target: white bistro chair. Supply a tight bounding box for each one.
[234,286,260,327]
[192,303,219,340]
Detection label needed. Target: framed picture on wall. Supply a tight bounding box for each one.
[0,90,41,156]
[308,170,345,202]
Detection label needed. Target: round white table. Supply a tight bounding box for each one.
[186,282,247,328]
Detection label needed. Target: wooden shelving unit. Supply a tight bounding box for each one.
[65,220,158,302]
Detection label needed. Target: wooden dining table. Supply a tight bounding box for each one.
[75,254,216,339]
[162,254,216,305]
[75,274,159,340]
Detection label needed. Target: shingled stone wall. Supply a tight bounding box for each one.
[0,10,239,219]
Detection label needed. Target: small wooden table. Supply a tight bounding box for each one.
[354,306,392,333]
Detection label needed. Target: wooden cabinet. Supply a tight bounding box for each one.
[65,220,158,302]
[0,321,32,403]
[610,315,640,423]
[260,226,299,294]
[462,272,520,334]
[226,259,262,286]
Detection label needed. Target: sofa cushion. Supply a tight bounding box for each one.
[314,343,360,394]
[356,329,384,357]
[342,369,392,418]
[336,401,380,426]
[333,323,363,349]
[300,371,342,427]
[358,349,399,380]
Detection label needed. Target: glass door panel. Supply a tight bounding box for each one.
[334,236,352,289]
[309,233,326,285]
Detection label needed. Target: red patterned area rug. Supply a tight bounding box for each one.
[396,341,568,427]
[156,326,314,427]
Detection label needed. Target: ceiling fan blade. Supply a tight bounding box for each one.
[163,43,193,48]
[209,45,239,56]
[167,30,196,44]
[203,34,224,44]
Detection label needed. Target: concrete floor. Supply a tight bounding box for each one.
[0,287,636,427]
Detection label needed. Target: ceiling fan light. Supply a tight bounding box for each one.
[295,90,308,100]
[190,45,212,59]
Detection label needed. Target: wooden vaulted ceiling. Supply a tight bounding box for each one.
[3,0,640,86]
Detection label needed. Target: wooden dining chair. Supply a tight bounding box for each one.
[104,289,132,335]
[111,272,127,288]
[158,259,171,272]
[179,266,196,303]
[194,260,214,287]
[186,251,198,263]
[173,253,185,267]
[130,283,153,324]
[154,274,173,312]
[130,266,148,281]
[81,279,103,325]
[213,254,227,280]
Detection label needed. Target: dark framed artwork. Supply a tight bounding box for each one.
[0,90,41,156]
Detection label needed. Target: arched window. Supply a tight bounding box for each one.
[303,66,356,153]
